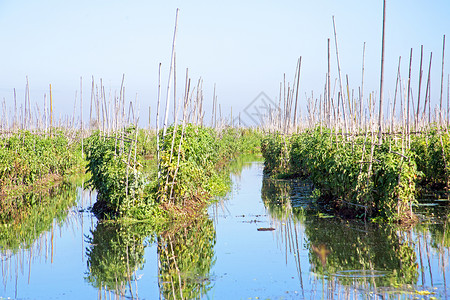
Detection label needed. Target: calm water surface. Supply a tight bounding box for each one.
[1,162,449,299]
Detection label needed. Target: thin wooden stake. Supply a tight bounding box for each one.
[440,35,446,126]
[162,8,179,137]
[378,0,387,145]
[417,45,424,129]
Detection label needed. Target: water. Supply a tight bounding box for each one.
[1,162,449,299]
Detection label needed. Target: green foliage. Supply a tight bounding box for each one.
[0,131,84,190]
[410,130,450,189]
[83,125,261,220]
[158,125,261,204]
[261,128,419,222]
[261,134,291,176]
[84,129,161,219]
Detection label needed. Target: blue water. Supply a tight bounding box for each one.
[1,162,450,299]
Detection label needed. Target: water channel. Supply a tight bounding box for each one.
[1,161,449,299]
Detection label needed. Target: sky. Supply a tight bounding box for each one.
[0,0,449,127]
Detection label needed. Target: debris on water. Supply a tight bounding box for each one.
[257,227,275,231]
[243,219,263,223]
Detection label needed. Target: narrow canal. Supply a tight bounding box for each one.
[1,161,449,299]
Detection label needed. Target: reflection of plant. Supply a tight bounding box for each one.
[304,219,418,287]
[0,182,78,253]
[261,177,307,223]
[262,175,419,291]
[158,215,216,299]
[85,221,155,295]
[427,221,450,248]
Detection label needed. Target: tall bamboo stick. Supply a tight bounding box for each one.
[49,84,53,131]
[423,52,433,123]
[440,35,446,126]
[162,8,179,137]
[156,63,162,180]
[378,0,386,144]
[361,42,366,130]
[293,57,301,129]
[417,45,424,129]
[407,48,413,143]
[327,38,331,128]
[332,16,347,135]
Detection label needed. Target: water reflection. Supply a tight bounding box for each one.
[84,214,216,299]
[157,216,216,299]
[262,177,450,299]
[0,181,83,296]
[85,221,154,299]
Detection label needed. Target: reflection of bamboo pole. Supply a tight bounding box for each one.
[293,223,304,297]
[125,245,134,300]
[28,247,32,284]
[51,223,54,264]
[169,235,184,299]
[424,231,434,285]
[417,232,425,286]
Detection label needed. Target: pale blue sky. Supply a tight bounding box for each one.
[0,0,449,126]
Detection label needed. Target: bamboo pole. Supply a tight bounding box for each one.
[327,39,331,128]
[332,16,348,136]
[417,45,424,129]
[361,42,366,131]
[162,8,179,137]
[448,74,450,126]
[80,76,84,159]
[423,52,433,124]
[156,63,162,180]
[293,57,301,129]
[90,76,94,129]
[49,84,53,131]
[407,48,413,146]
[378,0,386,144]
[439,35,446,126]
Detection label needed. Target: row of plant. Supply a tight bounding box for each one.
[261,128,420,222]
[84,125,261,221]
[410,129,450,190]
[0,131,85,194]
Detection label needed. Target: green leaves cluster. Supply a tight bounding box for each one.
[84,129,161,219]
[262,128,419,222]
[158,125,261,204]
[0,131,84,189]
[410,130,450,189]
[83,125,261,219]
